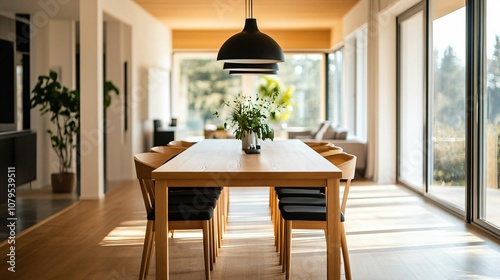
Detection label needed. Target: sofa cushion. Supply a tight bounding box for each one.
[336,130,348,140]
[314,121,331,140]
[322,125,337,139]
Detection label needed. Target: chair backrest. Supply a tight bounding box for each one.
[324,152,356,213]
[168,140,195,147]
[304,141,332,147]
[319,145,343,157]
[134,152,175,215]
[310,144,334,153]
[150,145,185,158]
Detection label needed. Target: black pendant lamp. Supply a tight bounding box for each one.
[217,0,285,65]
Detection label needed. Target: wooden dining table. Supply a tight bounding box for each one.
[152,139,343,279]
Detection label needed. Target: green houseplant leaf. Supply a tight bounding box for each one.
[215,87,286,141]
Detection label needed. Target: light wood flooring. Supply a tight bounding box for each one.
[1,181,500,279]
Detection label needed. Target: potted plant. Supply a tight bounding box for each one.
[31,71,80,193]
[215,91,285,153]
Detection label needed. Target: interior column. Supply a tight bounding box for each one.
[79,0,104,199]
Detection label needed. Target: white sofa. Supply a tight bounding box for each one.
[287,123,367,175]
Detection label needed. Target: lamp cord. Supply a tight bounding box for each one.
[246,0,253,19]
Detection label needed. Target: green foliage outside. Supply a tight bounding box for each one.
[432,45,466,186]
[277,54,322,127]
[433,35,500,187]
[432,123,466,186]
[257,76,294,122]
[180,58,240,125]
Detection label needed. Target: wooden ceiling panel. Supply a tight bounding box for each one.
[133,0,360,30]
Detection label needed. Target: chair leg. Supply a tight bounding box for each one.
[340,223,351,280]
[209,217,215,270]
[224,188,229,233]
[279,215,284,265]
[140,220,154,280]
[145,230,155,276]
[202,221,211,280]
[280,216,285,272]
[285,221,292,279]
[217,199,223,249]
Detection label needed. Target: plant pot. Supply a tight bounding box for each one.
[51,172,75,193]
[242,131,261,154]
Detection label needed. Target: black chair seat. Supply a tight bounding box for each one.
[168,194,217,208]
[169,187,221,199]
[278,196,326,210]
[280,205,345,222]
[276,188,324,199]
[148,205,214,221]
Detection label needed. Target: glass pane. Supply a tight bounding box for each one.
[344,36,356,133]
[278,54,323,128]
[428,1,466,210]
[172,53,241,136]
[481,0,500,229]
[327,49,343,124]
[399,11,424,188]
[355,28,368,141]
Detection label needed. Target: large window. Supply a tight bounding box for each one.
[172,52,324,135]
[278,53,323,128]
[397,0,500,235]
[397,4,424,190]
[479,0,500,230]
[344,26,368,141]
[171,53,241,135]
[328,49,343,125]
[428,1,466,211]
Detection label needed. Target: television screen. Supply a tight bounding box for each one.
[0,38,15,130]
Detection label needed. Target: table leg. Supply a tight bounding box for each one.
[326,178,341,280]
[155,180,169,279]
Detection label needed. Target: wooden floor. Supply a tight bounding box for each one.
[1,181,500,279]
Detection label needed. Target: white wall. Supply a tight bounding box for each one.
[105,21,133,182]
[343,0,369,37]
[30,20,50,189]
[5,0,172,194]
[340,0,422,183]
[48,20,76,175]
[102,0,172,177]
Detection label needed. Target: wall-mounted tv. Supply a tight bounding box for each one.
[0,38,16,132]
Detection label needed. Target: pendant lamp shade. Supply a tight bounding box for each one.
[217,18,284,63]
[223,63,279,72]
[229,70,277,75]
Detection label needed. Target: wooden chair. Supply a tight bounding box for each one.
[168,140,196,147]
[134,152,214,280]
[319,145,343,157]
[270,142,336,235]
[279,153,356,280]
[303,141,332,147]
[150,145,185,158]
[150,145,226,264]
[271,145,341,256]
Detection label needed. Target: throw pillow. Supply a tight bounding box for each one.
[322,125,337,139]
[336,130,348,140]
[310,122,324,139]
[314,121,331,140]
